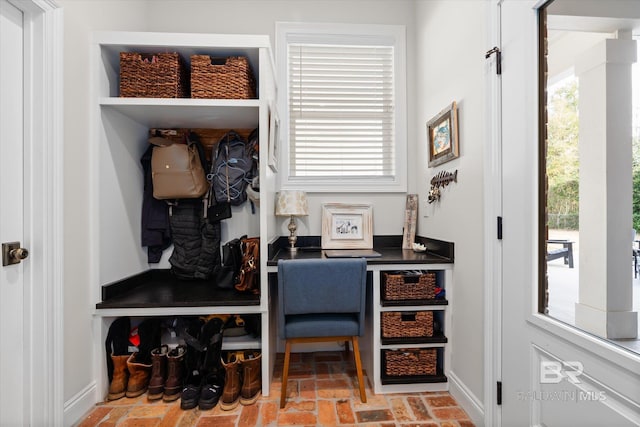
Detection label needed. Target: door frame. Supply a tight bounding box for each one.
[486,1,640,426]
[7,0,64,424]
[483,0,504,425]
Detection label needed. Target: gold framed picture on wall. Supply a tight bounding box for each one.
[427,101,459,167]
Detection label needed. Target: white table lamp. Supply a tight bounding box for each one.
[275,190,309,252]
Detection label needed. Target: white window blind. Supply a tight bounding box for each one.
[288,43,395,178]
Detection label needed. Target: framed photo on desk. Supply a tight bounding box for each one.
[321,203,373,249]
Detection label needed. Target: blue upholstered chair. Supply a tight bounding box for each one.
[277,258,368,408]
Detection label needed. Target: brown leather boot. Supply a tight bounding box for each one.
[126,353,152,398]
[240,351,261,405]
[107,354,129,401]
[147,345,168,400]
[163,345,186,402]
[219,352,242,410]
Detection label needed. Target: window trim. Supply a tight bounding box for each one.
[275,22,407,192]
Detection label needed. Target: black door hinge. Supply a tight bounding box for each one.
[497,216,503,240]
[497,381,502,405]
[485,46,502,75]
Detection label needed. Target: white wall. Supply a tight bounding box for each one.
[414,0,487,416]
[142,0,417,238]
[61,2,489,423]
[59,0,416,407]
[60,0,151,405]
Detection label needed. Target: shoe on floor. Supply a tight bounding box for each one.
[199,373,224,410]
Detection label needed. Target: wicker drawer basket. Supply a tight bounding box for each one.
[383,348,437,377]
[119,52,189,98]
[190,55,256,99]
[381,311,434,338]
[382,271,436,301]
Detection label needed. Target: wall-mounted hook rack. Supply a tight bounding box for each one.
[428,169,458,204]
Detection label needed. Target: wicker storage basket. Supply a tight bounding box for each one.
[119,52,189,98]
[190,55,257,99]
[383,348,437,377]
[382,271,436,301]
[381,311,434,338]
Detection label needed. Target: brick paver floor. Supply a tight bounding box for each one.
[76,351,475,426]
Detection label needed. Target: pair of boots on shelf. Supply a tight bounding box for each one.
[105,315,262,410]
[106,317,162,400]
[147,344,186,402]
[180,316,227,410]
[220,350,262,410]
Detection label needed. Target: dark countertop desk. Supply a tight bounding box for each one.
[269,235,454,389]
[266,235,454,269]
[95,236,453,309]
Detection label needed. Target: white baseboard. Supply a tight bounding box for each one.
[63,381,98,427]
[448,370,485,427]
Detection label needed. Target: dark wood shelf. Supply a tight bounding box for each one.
[381,332,447,346]
[381,370,448,385]
[381,298,448,307]
[96,269,260,309]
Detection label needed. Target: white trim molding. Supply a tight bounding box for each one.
[484,0,503,426]
[275,22,408,193]
[64,381,98,427]
[449,370,485,427]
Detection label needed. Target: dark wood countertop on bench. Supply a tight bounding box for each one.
[96,269,260,309]
[96,235,454,310]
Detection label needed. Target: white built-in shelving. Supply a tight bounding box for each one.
[90,31,279,401]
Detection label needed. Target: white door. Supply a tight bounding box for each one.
[498,1,640,426]
[0,0,26,424]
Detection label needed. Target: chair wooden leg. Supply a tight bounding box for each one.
[351,336,367,403]
[344,340,350,359]
[280,340,292,408]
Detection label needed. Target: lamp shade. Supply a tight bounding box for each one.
[275,190,309,216]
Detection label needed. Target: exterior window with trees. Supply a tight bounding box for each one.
[540,0,640,353]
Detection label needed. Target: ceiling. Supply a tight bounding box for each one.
[547,0,640,35]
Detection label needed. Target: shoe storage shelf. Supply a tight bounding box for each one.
[90,31,279,402]
[365,263,452,394]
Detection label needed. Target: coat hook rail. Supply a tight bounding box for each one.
[430,169,458,187]
[428,169,458,204]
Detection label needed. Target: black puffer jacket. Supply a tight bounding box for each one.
[169,199,221,280]
[140,145,171,263]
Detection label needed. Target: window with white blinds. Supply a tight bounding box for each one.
[277,23,407,192]
[289,44,394,177]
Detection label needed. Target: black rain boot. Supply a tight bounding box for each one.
[200,317,225,377]
[198,317,226,409]
[179,317,205,410]
[199,373,224,410]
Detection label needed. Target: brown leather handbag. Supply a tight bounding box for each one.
[235,236,260,295]
[150,133,209,200]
